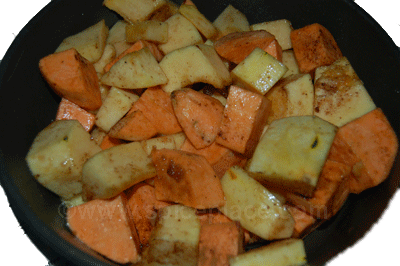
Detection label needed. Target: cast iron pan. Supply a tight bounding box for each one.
[0,0,399,265]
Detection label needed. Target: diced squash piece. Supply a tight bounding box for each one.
[231,48,288,95]
[285,205,319,238]
[55,20,109,63]
[219,166,294,240]
[214,30,276,64]
[149,0,179,22]
[39,48,102,111]
[158,14,203,55]
[265,74,314,124]
[178,4,218,40]
[229,239,307,266]
[140,205,200,266]
[160,44,231,94]
[282,50,300,77]
[67,194,141,264]
[126,21,168,44]
[198,222,244,266]
[82,141,157,200]
[106,20,128,44]
[125,183,171,248]
[213,5,250,39]
[108,107,158,141]
[141,133,186,155]
[247,116,337,197]
[250,19,293,50]
[291,23,342,74]
[314,57,376,127]
[216,85,271,157]
[101,47,167,89]
[55,98,96,131]
[329,108,398,193]
[95,87,139,132]
[93,44,116,74]
[105,40,163,73]
[171,88,224,149]
[282,160,351,219]
[152,149,225,209]
[26,120,101,200]
[104,0,166,23]
[99,135,125,150]
[134,87,182,135]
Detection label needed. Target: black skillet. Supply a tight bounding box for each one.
[0,0,399,265]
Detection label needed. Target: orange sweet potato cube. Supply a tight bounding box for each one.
[66,194,141,264]
[216,85,271,157]
[125,183,171,248]
[198,222,244,266]
[56,98,96,131]
[329,108,398,193]
[171,88,224,149]
[99,134,125,150]
[151,149,225,209]
[134,86,182,135]
[286,204,319,238]
[39,48,102,110]
[290,23,342,74]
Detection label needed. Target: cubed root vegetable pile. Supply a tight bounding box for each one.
[25,0,398,265]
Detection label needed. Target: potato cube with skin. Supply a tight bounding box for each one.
[250,19,293,50]
[198,222,244,266]
[126,21,169,44]
[149,0,179,22]
[152,149,225,209]
[140,205,200,266]
[106,20,128,44]
[159,44,231,94]
[95,87,139,132]
[178,4,218,40]
[26,120,102,200]
[100,47,168,89]
[231,48,288,95]
[104,0,166,23]
[314,57,376,127]
[82,141,157,201]
[216,85,271,158]
[219,166,295,240]
[67,194,141,264]
[213,5,250,39]
[171,88,224,149]
[266,73,314,124]
[247,116,337,197]
[55,20,109,63]
[229,239,307,266]
[158,14,203,55]
[291,23,342,74]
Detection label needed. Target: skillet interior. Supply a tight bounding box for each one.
[0,0,399,265]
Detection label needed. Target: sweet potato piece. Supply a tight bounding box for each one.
[285,205,319,238]
[198,222,244,266]
[67,194,141,264]
[172,88,224,149]
[99,135,125,150]
[197,209,232,226]
[264,39,283,62]
[55,98,96,131]
[151,149,225,209]
[39,48,101,110]
[212,150,247,178]
[109,108,158,141]
[125,183,171,248]
[214,30,276,64]
[331,108,398,193]
[216,85,271,157]
[290,23,342,74]
[104,40,163,72]
[134,86,182,135]
[279,160,351,219]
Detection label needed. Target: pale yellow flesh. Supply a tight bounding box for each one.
[250,19,293,50]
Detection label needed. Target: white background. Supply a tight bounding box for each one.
[0,0,399,265]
